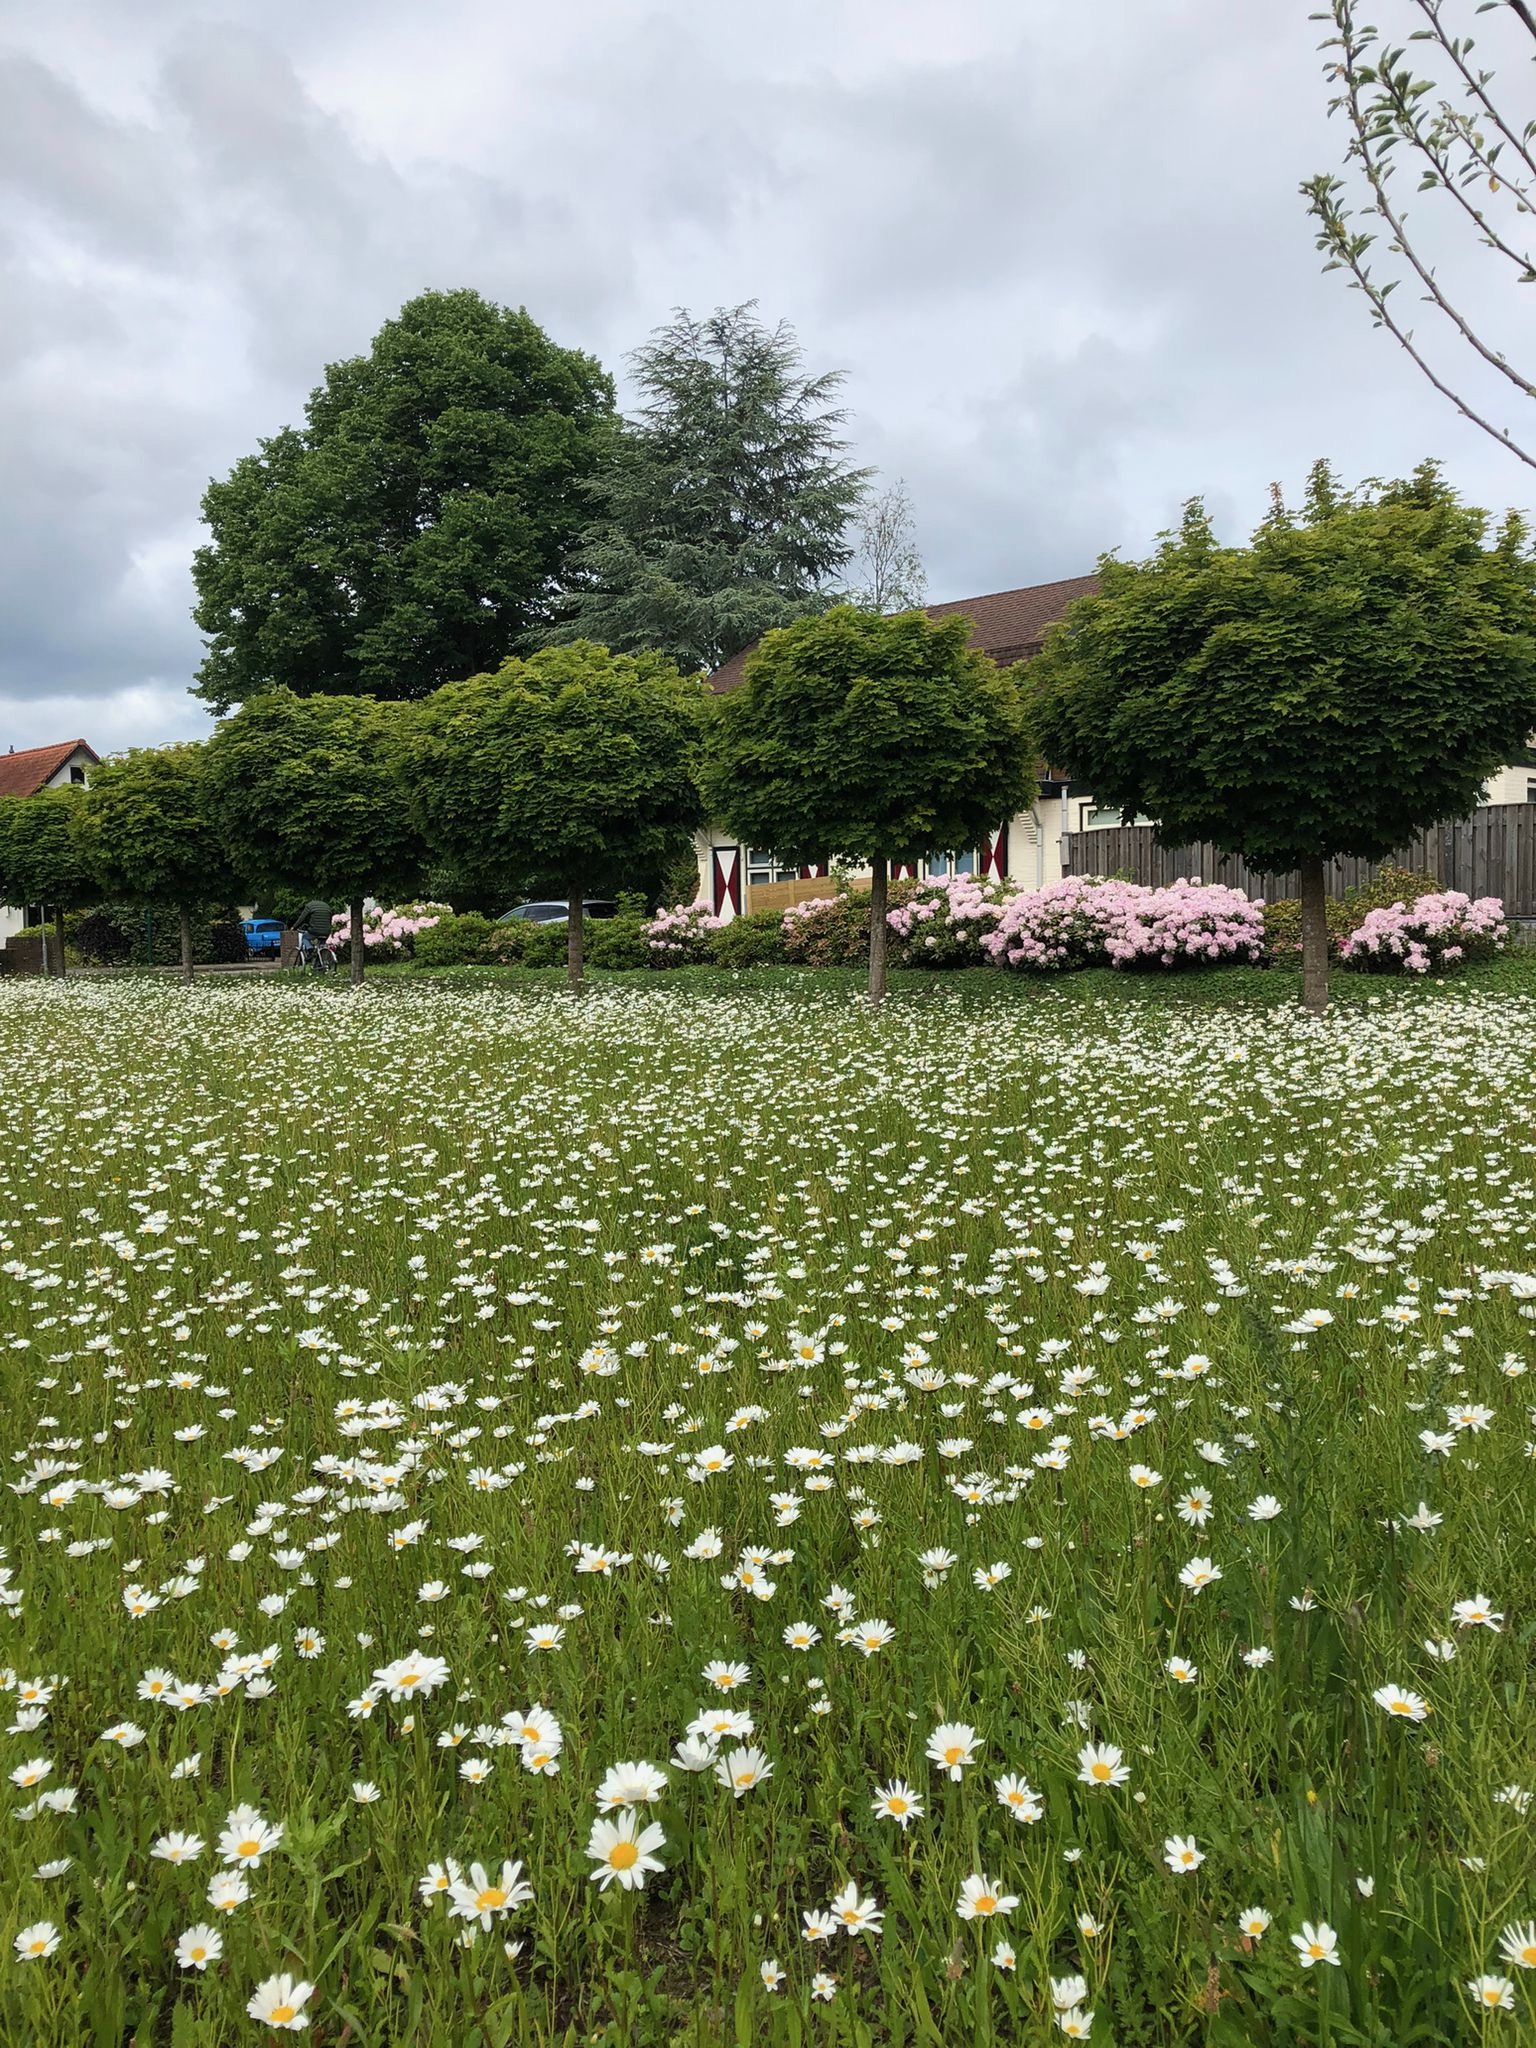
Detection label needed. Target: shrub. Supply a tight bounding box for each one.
[707,911,788,969]
[985,878,1265,973]
[413,913,498,968]
[1264,864,1439,961]
[886,874,1012,968]
[983,877,1124,972]
[331,901,452,962]
[208,921,247,964]
[644,902,723,966]
[1107,879,1267,970]
[781,893,871,967]
[585,913,651,970]
[1339,889,1508,974]
[74,911,133,966]
[485,919,565,968]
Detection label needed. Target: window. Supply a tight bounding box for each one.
[1528,779,1536,804]
[1085,807,1123,829]
[68,766,86,785]
[747,850,802,887]
[923,850,977,880]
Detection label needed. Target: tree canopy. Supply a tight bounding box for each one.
[192,290,620,710]
[701,605,1035,1002]
[406,643,710,987]
[71,744,236,980]
[0,787,95,972]
[1026,460,1536,1007]
[204,692,424,981]
[549,305,870,672]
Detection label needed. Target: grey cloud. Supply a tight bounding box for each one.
[2,0,1533,753]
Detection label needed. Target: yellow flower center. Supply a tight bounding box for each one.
[1091,1762,1112,1781]
[237,1840,260,1859]
[974,1894,997,1914]
[189,1946,207,1962]
[271,2006,295,2025]
[944,1746,963,1765]
[476,1888,506,1911]
[400,1672,420,1687]
[1389,1701,1411,1714]
[609,1841,640,1870]
[888,1797,907,1814]
[1307,1944,1325,1958]
[1522,1946,1536,1967]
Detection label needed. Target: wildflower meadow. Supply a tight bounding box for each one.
[0,974,1532,2046]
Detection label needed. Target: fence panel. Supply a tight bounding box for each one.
[1064,807,1534,916]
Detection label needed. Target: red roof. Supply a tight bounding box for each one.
[0,740,98,800]
[707,573,1100,693]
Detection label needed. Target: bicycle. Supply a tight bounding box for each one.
[296,930,338,973]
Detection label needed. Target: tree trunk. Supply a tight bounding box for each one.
[178,904,194,986]
[1300,854,1329,1015]
[55,905,67,981]
[350,898,365,987]
[567,886,584,993]
[868,855,889,1009]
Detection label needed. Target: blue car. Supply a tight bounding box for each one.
[240,918,285,958]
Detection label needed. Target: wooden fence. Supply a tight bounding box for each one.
[1062,804,1536,917]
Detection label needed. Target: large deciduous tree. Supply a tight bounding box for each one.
[192,290,620,710]
[0,788,95,976]
[204,693,423,982]
[1026,462,1536,1013]
[701,606,1035,1007]
[71,744,235,984]
[549,305,871,672]
[407,643,710,990]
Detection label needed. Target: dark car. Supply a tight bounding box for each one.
[240,917,285,957]
[497,900,619,924]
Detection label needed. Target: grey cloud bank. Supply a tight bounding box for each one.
[1,0,1532,751]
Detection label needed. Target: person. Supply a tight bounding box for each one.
[292,898,335,970]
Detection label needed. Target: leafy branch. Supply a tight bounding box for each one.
[1303,0,1536,467]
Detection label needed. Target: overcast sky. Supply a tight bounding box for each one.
[3,0,1534,753]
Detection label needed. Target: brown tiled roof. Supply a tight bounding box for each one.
[0,740,98,800]
[707,573,1100,693]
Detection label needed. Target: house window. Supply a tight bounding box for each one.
[923,850,977,880]
[747,850,802,887]
[1527,779,1536,804]
[69,766,86,784]
[1085,807,1123,829]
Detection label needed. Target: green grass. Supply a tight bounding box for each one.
[0,972,1531,2046]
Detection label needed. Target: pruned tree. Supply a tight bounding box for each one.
[406,644,710,990]
[71,744,235,984]
[1026,461,1536,1013]
[845,478,927,614]
[0,788,95,975]
[192,290,620,709]
[1304,0,1536,466]
[701,606,1034,1007]
[204,693,424,983]
[549,304,871,671]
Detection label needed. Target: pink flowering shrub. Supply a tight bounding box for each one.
[1338,890,1507,974]
[1106,878,1267,970]
[885,875,1012,968]
[981,877,1126,972]
[643,901,722,966]
[331,901,452,960]
[781,895,870,967]
[984,877,1265,973]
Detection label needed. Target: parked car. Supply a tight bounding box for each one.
[240,917,285,958]
[497,900,618,924]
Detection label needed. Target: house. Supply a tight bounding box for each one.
[696,576,1106,918]
[0,740,99,945]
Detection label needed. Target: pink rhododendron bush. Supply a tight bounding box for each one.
[980,877,1265,973]
[643,901,723,965]
[885,875,1012,968]
[331,901,452,959]
[1338,890,1508,975]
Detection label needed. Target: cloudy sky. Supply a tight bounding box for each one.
[3,0,1534,752]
